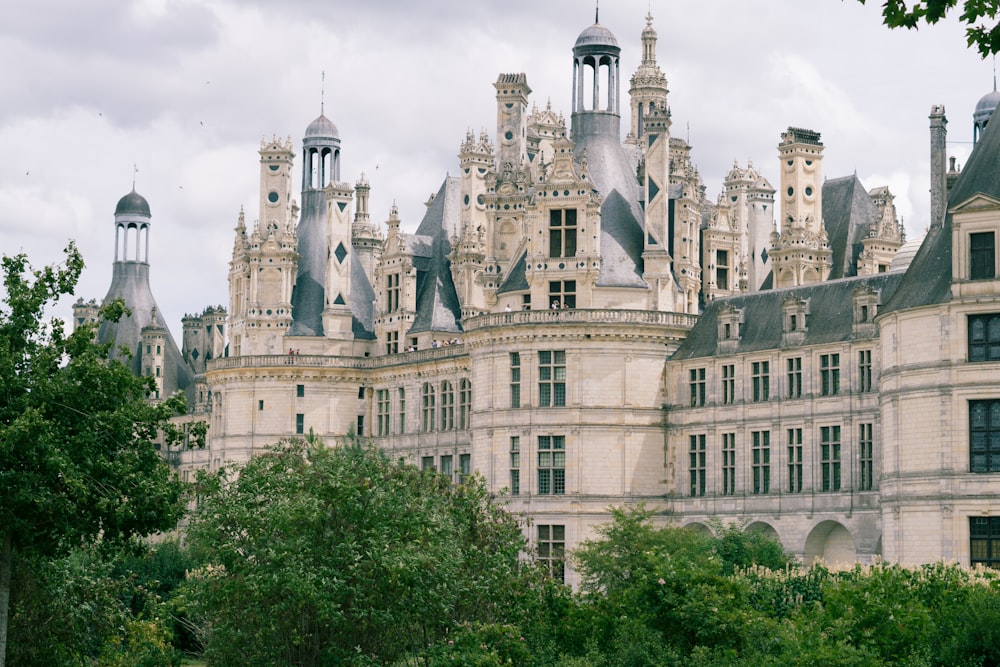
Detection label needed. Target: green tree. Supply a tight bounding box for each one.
[858,0,1000,56]
[181,439,528,666]
[0,244,188,667]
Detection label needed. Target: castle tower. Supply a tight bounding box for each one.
[495,73,531,172]
[718,162,774,293]
[140,311,167,400]
[929,105,948,228]
[770,127,831,287]
[97,188,193,400]
[858,186,905,275]
[450,130,492,316]
[71,297,100,332]
[627,13,668,144]
[571,11,621,139]
[352,173,383,286]
[290,113,341,336]
[321,178,356,339]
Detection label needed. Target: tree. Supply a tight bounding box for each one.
[0,244,188,667]
[181,438,528,666]
[858,0,1000,56]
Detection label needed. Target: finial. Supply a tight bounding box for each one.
[132,163,138,190]
[320,70,326,114]
[595,0,599,23]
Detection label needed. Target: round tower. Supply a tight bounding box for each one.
[571,10,621,140]
[974,87,1000,145]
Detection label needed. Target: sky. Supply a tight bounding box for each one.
[1,0,994,332]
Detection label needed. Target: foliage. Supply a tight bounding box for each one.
[0,244,191,667]
[181,439,529,666]
[6,545,177,667]
[858,0,1000,56]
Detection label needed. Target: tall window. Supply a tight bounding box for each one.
[549,280,576,308]
[459,453,471,483]
[820,354,840,396]
[787,428,803,493]
[510,436,520,495]
[722,364,735,405]
[510,352,521,408]
[820,425,842,491]
[440,381,455,431]
[971,231,996,280]
[421,383,435,433]
[716,249,729,290]
[689,368,706,407]
[970,400,1000,472]
[859,422,874,491]
[786,357,802,399]
[689,434,706,497]
[751,430,770,494]
[722,433,736,495]
[752,361,769,402]
[549,209,578,258]
[858,349,873,392]
[537,525,565,581]
[386,330,399,355]
[440,455,453,480]
[295,413,304,435]
[376,389,390,436]
[296,384,305,398]
[539,351,566,407]
[538,435,566,495]
[970,517,1000,567]
[969,314,1000,362]
[458,379,471,430]
[386,272,401,312]
[398,388,406,435]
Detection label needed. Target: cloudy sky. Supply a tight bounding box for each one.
[1,0,993,331]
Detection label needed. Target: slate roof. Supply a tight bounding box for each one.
[670,272,905,361]
[408,177,464,334]
[823,175,879,279]
[882,102,1000,314]
[497,251,529,294]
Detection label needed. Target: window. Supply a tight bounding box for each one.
[458,379,471,429]
[549,280,576,308]
[786,357,802,399]
[820,425,842,491]
[859,423,874,491]
[549,209,578,258]
[538,435,566,495]
[539,351,566,407]
[440,455,453,480]
[386,330,399,355]
[459,453,471,483]
[376,389,390,436]
[296,384,305,398]
[716,249,729,290]
[386,272,401,312]
[358,386,366,399]
[440,381,455,431]
[751,430,770,494]
[970,517,1000,567]
[969,314,1000,362]
[421,456,435,471]
[689,368,706,407]
[537,524,565,581]
[971,231,996,280]
[295,413,304,435]
[722,433,736,495]
[689,434,706,497]
[858,350,873,392]
[820,354,840,396]
[787,428,803,493]
[258,399,264,411]
[722,364,735,405]
[970,400,1000,472]
[398,388,406,435]
[751,361,769,402]
[356,415,364,437]
[421,383,435,433]
[510,352,521,408]
[510,437,520,495]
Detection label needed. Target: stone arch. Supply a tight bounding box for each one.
[745,521,781,546]
[682,521,713,536]
[803,520,856,566]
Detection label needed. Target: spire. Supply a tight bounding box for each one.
[595,0,599,23]
[321,70,326,115]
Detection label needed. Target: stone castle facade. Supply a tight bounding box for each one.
[77,13,1000,580]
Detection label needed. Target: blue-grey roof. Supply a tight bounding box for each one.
[498,251,529,294]
[671,272,905,361]
[304,113,339,140]
[289,190,327,336]
[574,22,619,50]
[408,178,463,334]
[115,189,151,217]
[823,175,879,279]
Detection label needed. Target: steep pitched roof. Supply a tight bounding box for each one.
[671,272,905,360]
[823,175,879,279]
[408,177,464,334]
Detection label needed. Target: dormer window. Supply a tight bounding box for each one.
[717,304,744,353]
[852,284,880,335]
[782,296,808,345]
[971,231,996,280]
